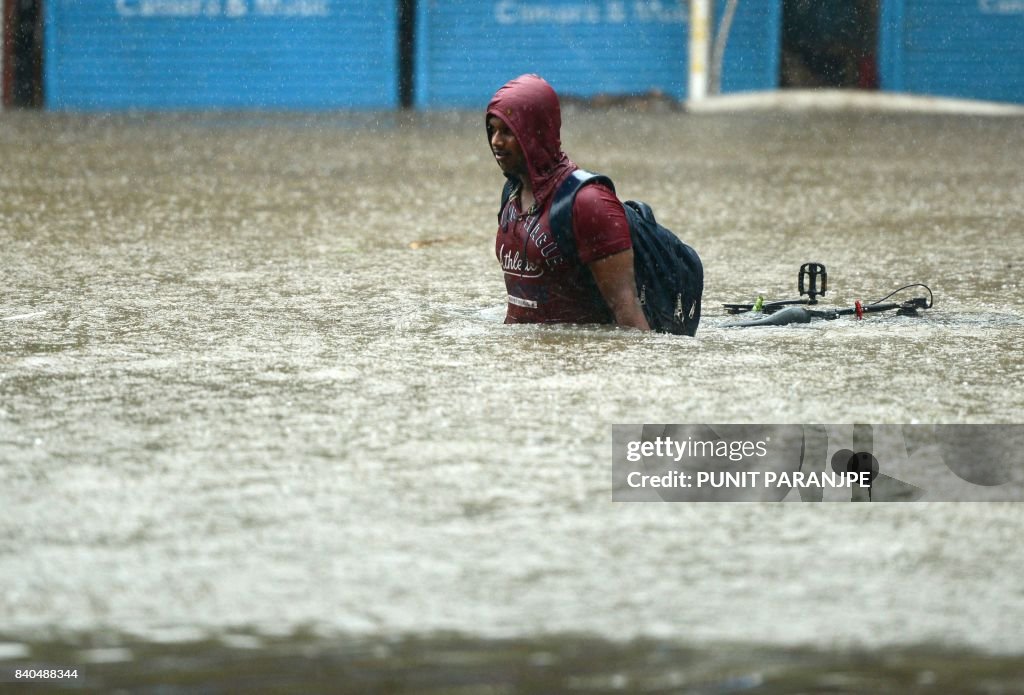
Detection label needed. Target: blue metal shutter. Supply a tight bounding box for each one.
[416,0,688,109]
[716,0,781,94]
[44,1,397,110]
[880,0,1024,103]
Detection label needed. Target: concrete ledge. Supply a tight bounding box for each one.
[685,89,1024,116]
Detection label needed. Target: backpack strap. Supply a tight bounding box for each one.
[498,178,517,222]
[547,169,616,262]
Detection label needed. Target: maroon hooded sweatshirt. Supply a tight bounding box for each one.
[487,74,632,325]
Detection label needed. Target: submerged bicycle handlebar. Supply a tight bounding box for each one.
[723,263,934,327]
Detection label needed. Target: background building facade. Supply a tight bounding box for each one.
[2,0,1022,110]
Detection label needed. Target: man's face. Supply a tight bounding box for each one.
[487,115,527,179]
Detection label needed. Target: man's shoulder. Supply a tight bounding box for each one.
[570,177,624,213]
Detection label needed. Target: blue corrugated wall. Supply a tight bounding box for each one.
[415,0,780,109]
[880,0,1024,103]
[44,1,398,110]
[716,0,781,94]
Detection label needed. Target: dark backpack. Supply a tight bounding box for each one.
[501,169,703,336]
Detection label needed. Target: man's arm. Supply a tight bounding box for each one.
[589,250,650,331]
[571,183,649,331]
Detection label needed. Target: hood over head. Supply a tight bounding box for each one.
[486,74,577,207]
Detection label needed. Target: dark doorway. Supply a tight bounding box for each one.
[780,0,879,89]
[397,0,415,109]
[2,0,43,107]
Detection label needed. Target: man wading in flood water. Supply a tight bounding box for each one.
[487,74,651,330]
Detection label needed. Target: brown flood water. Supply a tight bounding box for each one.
[1,106,1023,691]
